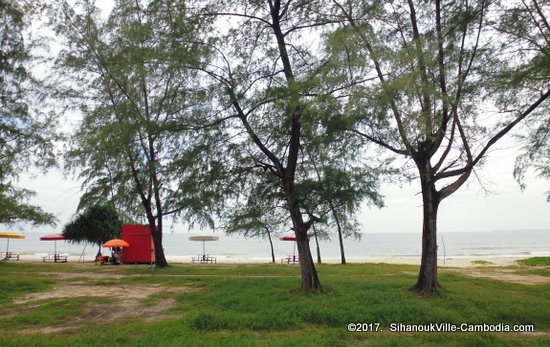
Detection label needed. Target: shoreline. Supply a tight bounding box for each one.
[3,253,535,268]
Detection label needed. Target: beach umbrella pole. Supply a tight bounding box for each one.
[189,235,219,259]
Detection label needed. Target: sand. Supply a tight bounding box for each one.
[6,252,531,268]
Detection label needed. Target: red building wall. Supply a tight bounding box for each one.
[121,224,155,264]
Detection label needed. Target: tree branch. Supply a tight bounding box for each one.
[349,129,408,155]
[436,88,550,181]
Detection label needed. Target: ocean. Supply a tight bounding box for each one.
[3,229,549,263]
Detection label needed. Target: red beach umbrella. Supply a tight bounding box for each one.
[281,235,298,256]
[40,234,65,255]
[40,234,64,241]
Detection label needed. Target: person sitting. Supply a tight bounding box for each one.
[111,248,117,264]
[111,247,123,265]
[95,251,104,265]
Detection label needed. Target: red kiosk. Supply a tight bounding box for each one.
[121,224,155,264]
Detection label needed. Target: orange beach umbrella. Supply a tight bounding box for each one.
[102,239,130,248]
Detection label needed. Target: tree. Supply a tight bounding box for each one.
[0,0,56,226]
[224,196,287,263]
[54,0,217,267]
[306,143,372,264]
[63,204,123,253]
[329,0,550,296]
[506,0,550,193]
[194,0,383,291]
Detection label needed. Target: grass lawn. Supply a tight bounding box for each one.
[0,259,549,346]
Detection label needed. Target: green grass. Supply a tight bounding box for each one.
[517,257,550,266]
[0,261,548,346]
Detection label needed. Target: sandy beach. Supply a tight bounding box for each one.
[6,253,527,268]
[172,255,527,268]
[359,256,524,268]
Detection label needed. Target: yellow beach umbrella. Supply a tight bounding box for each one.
[0,232,25,256]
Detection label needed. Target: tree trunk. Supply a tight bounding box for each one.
[332,207,346,265]
[129,155,168,268]
[312,224,322,264]
[152,231,168,268]
[409,168,440,297]
[266,227,276,263]
[288,204,322,291]
[146,217,168,268]
[294,223,322,292]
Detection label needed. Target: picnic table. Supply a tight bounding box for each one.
[41,253,69,263]
[1,251,20,261]
[281,255,299,264]
[192,254,217,264]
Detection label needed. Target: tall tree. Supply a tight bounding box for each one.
[329,0,550,296]
[54,0,216,267]
[63,204,123,253]
[0,0,56,226]
[196,0,382,291]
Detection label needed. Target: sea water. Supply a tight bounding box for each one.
[3,229,549,263]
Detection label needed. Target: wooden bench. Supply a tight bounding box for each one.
[192,254,216,264]
[41,254,68,263]
[1,252,20,261]
[281,255,299,264]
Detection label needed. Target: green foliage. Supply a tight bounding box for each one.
[506,0,550,194]
[495,1,550,87]
[325,0,549,195]
[62,204,123,248]
[53,0,219,228]
[0,184,55,226]
[0,0,57,226]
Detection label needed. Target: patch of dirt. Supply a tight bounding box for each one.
[452,269,550,285]
[13,284,195,334]
[47,271,133,281]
